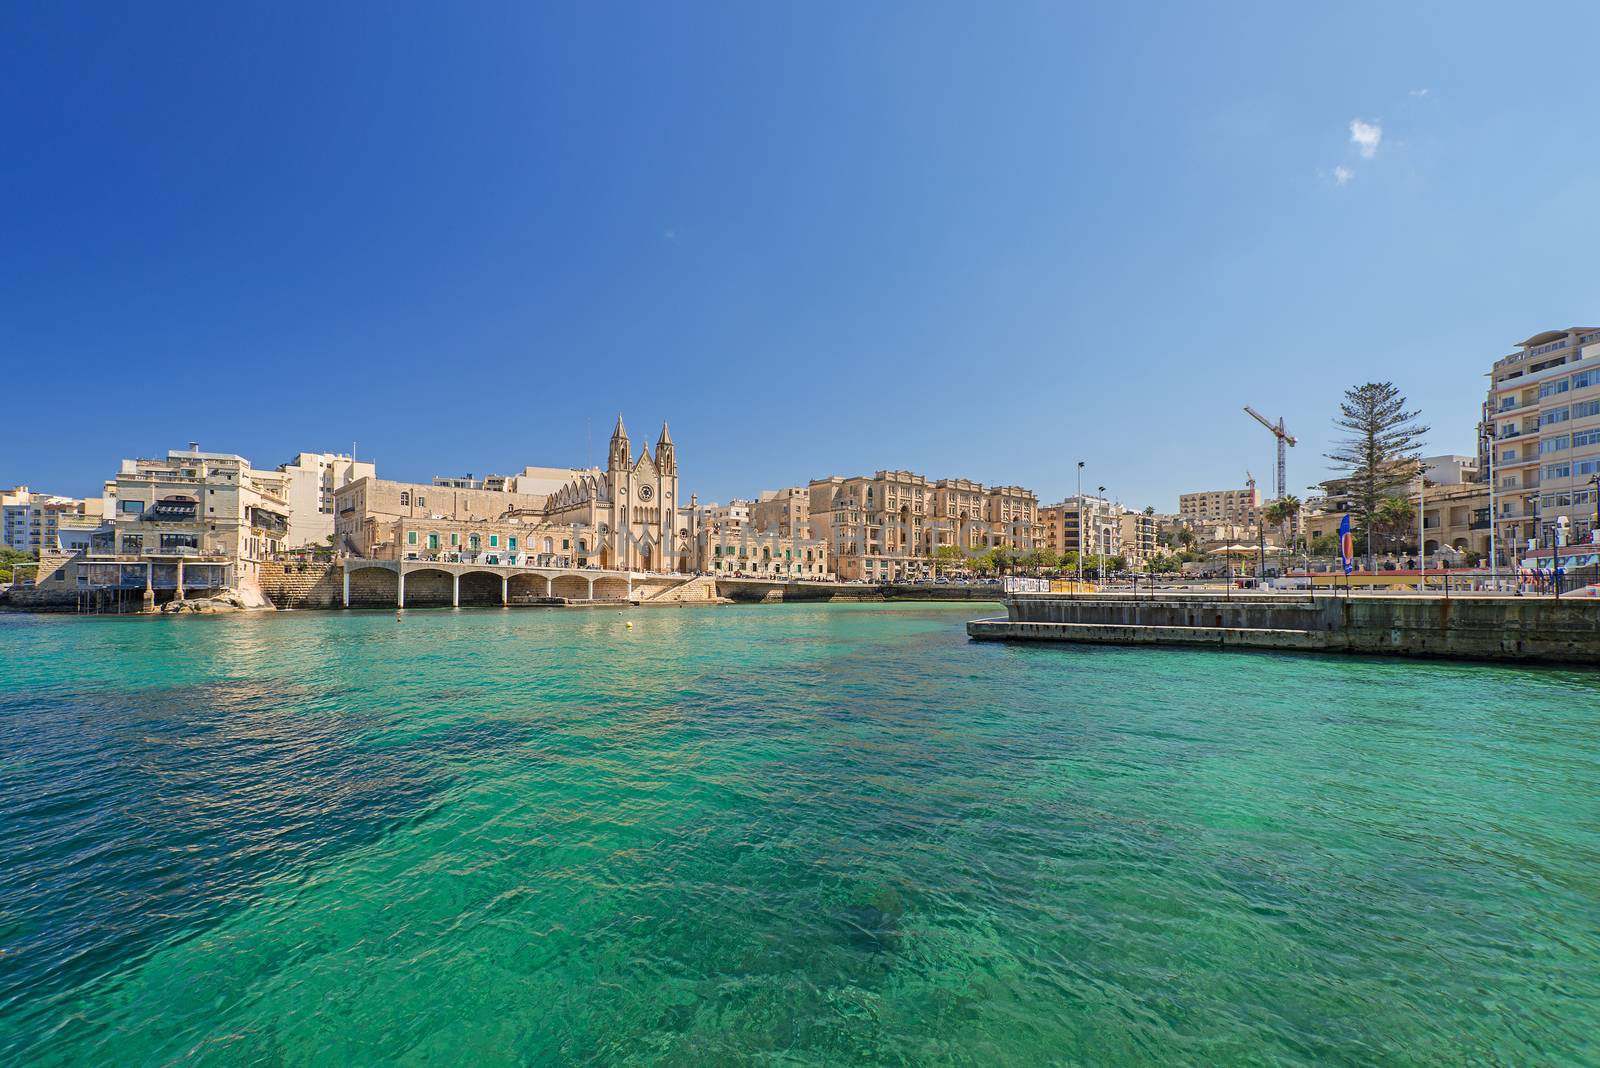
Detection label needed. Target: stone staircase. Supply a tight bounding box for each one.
[635,575,722,604]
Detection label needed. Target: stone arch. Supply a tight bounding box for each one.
[346,565,398,607]
[1424,539,1440,555]
[552,574,590,600]
[458,570,503,606]
[402,567,453,606]
[593,576,630,601]
[508,572,551,603]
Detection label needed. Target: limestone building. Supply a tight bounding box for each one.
[1178,486,1261,529]
[749,487,810,538]
[1118,510,1157,565]
[335,417,687,572]
[278,452,375,549]
[808,470,1041,581]
[36,447,293,602]
[699,525,830,580]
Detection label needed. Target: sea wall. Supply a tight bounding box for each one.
[967,594,1600,664]
[259,559,345,609]
[716,579,1002,603]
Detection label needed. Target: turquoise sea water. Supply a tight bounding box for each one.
[2,602,1598,1066]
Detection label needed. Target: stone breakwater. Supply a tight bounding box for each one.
[967,593,1600,664]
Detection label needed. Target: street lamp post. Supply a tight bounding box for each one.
[1076,461,1084,588]
[1418,470,1426,594]
[1481,424,1497,590]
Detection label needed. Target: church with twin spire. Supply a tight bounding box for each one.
[539,417,683,572]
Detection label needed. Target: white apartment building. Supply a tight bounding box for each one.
[2,487,103,555]
[1482,326,1600,561]
[1422,454,1478,486]
[278,452,376,549]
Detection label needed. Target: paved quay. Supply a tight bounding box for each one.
[968,590,1600,664]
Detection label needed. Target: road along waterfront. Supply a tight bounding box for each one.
[2,603,1597,1063]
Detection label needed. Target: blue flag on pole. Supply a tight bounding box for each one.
[1337,514,1354,575]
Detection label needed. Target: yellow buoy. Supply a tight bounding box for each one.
[625,621,634,629]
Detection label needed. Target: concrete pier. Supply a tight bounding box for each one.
[968,592,1600,664]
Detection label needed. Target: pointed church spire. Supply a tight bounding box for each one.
[655,419,676,475]
[608,414,631,469]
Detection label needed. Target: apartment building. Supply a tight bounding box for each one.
[984,485,1041,551]
[931,478,988,551]
[1178,486,1261,529]
[749,487,810,538]
[2,487,105,555]
[1482,326,1600,561]
[699,499,753,533]
[806,470,1042,580]
[699,525,831,579]
[279,452,376,549]
[808,471,931,581]
[1040,496,1121,559]
[1118,510,1157,565]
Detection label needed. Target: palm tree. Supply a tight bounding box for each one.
[1262,494,1302,573]
[1375,496,1417,560]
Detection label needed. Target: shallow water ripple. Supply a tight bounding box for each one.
[1,604,1597,1065]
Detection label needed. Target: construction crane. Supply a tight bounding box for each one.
[1243,406,1297,500]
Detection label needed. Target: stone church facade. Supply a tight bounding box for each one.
[542,418,683,572]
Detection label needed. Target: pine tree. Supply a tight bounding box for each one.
[1327,382,1429,570]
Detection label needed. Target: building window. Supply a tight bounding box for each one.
[408,531,417,545]
[427,533,439,550]
[400,491,410,506]
[508,537,517,550]
[451,532,460,546]
[489,535,499,547]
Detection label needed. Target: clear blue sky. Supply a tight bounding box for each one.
[5,3,1598,509]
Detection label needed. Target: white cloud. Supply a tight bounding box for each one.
[1334,166,1353,186]
[1349,119,1383,158]
[1408,88,1430,97]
